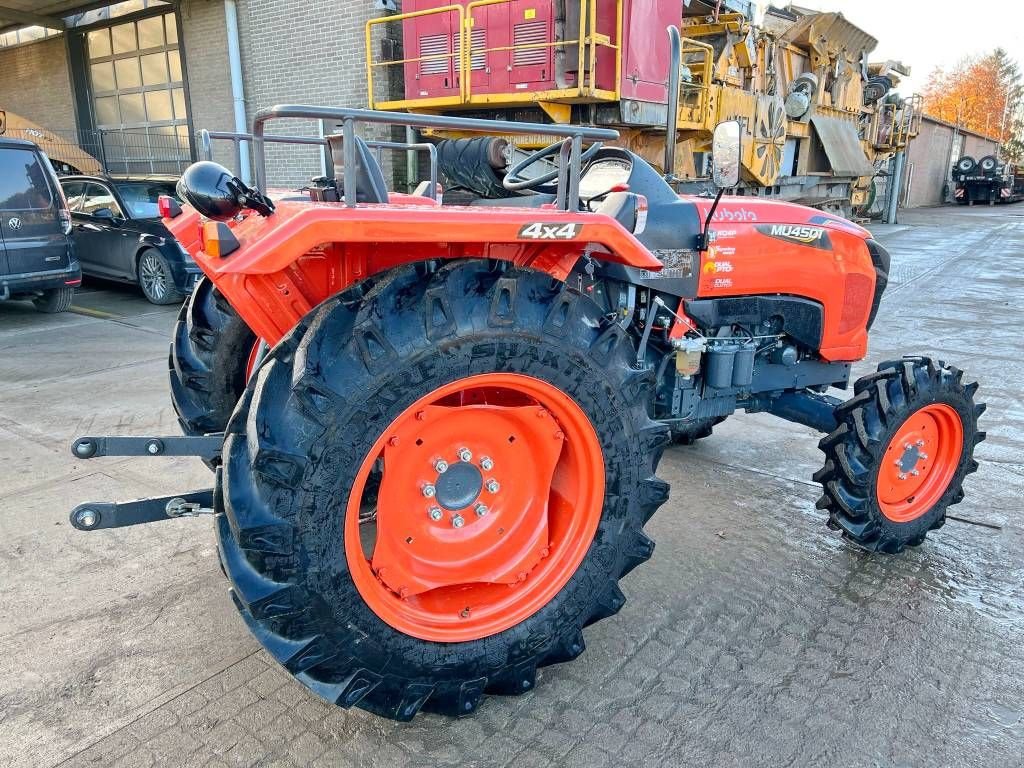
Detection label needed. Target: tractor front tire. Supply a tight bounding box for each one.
[216,262,670,719]
[169,276,257,437]
[814,357,985,553]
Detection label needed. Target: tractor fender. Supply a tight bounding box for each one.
[165,202,662,345]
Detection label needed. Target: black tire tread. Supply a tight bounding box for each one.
[33,285,74,313]
[815,356,984,553]
[216,261,670,720]
[436,137,508,199]
[168,276,256,436]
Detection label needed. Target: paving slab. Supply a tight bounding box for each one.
[1,204,1022,767]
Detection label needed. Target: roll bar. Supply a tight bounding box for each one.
[197,128,440,201]
[250,105,620,210]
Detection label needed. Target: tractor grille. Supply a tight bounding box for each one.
[419,34,451,76]
[512,21,549,68]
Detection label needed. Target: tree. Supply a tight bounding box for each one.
[922,49,1023,162]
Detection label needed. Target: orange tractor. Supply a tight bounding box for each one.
[69,104,984,721]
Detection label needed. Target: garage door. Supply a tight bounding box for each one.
[86,12,189,174]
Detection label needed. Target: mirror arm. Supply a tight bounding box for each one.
[696,188,725,252]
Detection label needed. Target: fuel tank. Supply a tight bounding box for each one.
[684,196,879,362]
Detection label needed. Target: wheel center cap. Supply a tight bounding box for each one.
[898,444,921,473]
[435,461,483,510]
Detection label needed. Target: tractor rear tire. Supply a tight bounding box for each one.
[814,357,985,553]
[216,262,670,720]
[169,276,257,437]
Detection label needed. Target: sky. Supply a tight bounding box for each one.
[759,1,1024,94]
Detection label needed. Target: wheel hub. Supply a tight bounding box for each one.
[877,403,963,522]
[434,460,483,510]
[370,402,563,598]
[344,373,605,642]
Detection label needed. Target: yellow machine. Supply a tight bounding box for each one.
[365,1,920,217]
[671,6,920,215]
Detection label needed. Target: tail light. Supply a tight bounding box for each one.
[158,195,183,219]
[58,208,72,235]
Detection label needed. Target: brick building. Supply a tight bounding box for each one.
[0,0,397,188]
[0,2,1007,206]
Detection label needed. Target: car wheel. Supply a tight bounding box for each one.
[33,286,75,314]
[138,248,182,305]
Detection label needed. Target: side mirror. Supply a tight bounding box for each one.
[92,207,117,221]
[696,120,743,252]
[712,120,742,189]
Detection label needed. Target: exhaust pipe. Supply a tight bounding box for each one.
[664,25,681,181]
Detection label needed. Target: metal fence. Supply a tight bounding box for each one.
[3,126,193,176]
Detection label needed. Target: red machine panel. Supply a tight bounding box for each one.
[401,0,632,101]
[620,0,684,102]
[506,0,555,91]
[403,0,464,100]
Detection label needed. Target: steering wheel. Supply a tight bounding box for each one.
[503,140,603,194]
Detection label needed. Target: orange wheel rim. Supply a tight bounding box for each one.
[877,403,963,522]
[344,373,605,642]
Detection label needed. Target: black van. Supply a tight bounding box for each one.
[0,138,81,313]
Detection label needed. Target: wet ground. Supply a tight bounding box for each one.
[1,203,1022,767]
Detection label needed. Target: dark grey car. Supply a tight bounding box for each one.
[0,138,81,313]
[60,175,200,304]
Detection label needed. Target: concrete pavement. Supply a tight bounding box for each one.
[1,204,1022,767]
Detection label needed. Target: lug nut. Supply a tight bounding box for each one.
[428,506,443,521]
[911,469,920,477]
[457,448,472,462]
[916,439,925,446]
[486,480,500,494]
[904,443,913,450]
[898,473,907,480]
[452,514,465,528]
[480,457,494,471]
[435,459,449,474]
[920,453,929,460]
[474,503,488,517]
[422,484,436,498]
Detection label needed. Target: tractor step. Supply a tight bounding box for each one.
[70,489,215,531]
[71,434,224,463]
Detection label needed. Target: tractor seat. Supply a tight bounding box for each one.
[325,134,389,204]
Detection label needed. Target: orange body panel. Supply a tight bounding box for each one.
[165,201,662,346]
[685,197,877,361]
[166,193,877,362]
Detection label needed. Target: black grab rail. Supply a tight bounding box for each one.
[198,128,440,201]
[250,105,620,211]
